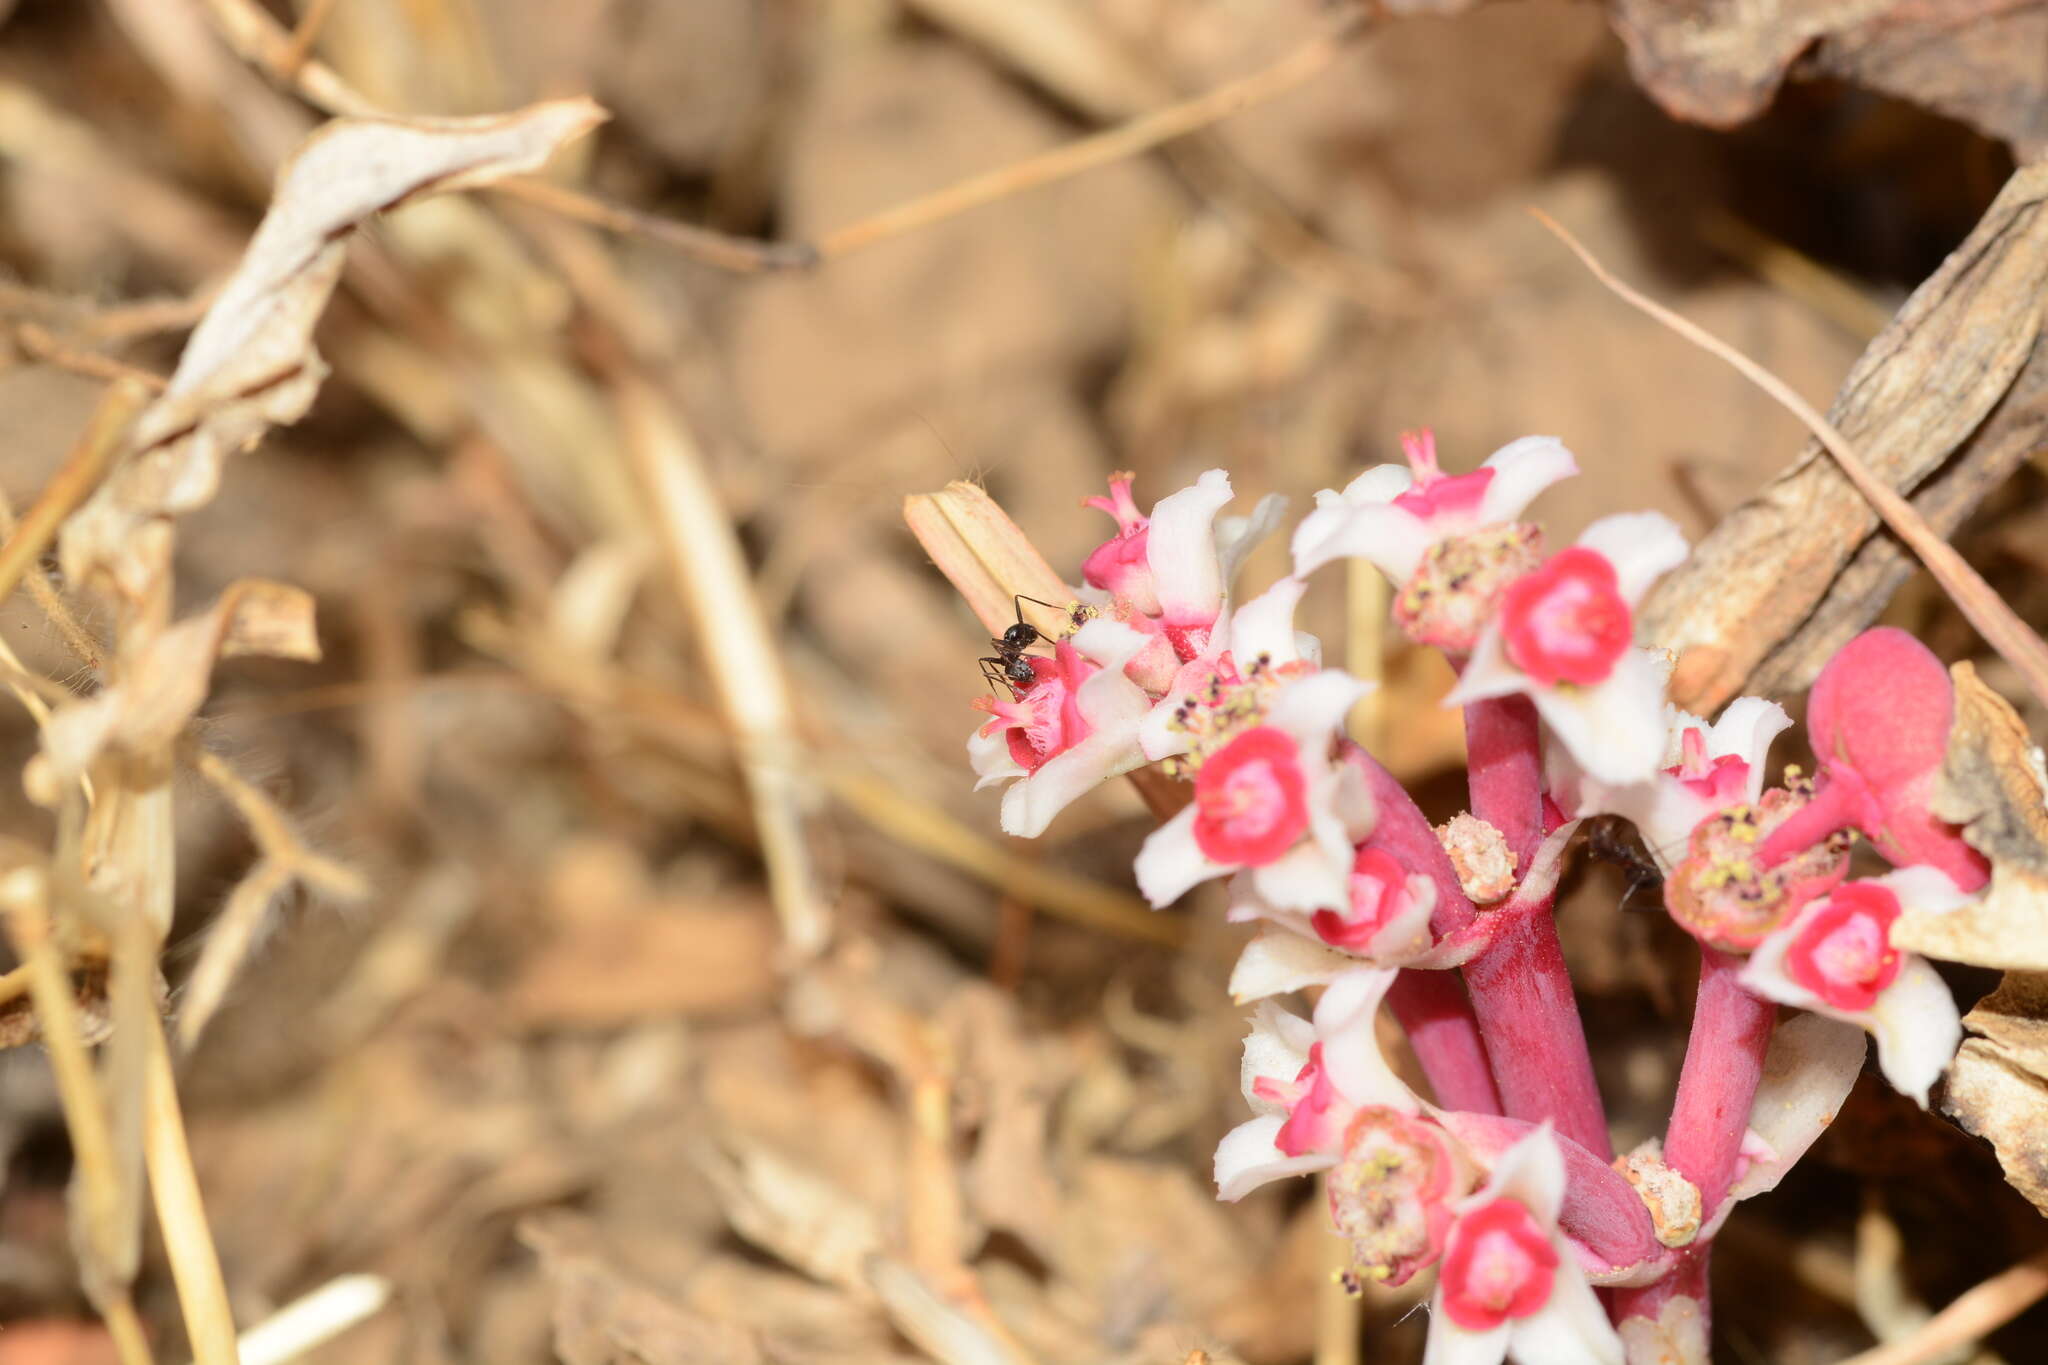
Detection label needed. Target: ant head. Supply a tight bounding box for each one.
[1001,622,1040,650]
[1005,656,1037,685]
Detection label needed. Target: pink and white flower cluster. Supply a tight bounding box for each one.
[960,433,1991,1365]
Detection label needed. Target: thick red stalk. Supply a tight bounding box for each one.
[1386,971,1502,1115]
[1464,696,1544,867]
[1616,947,1776,1336]
[1663,948,1776,1214]
[1461,910,1612,1159]
[1457,696,1612,1159]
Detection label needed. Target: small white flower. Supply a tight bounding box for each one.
[1216,967,1420,1200]
[1423,1126,1624,1365]
[1445,512,1689,785]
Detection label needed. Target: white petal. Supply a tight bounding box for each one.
[1216,492,1289,587]
[1475,435,1579,524]
[1340,463,1418,504]
[1268,669,1374,748]
[1292,501,1435,582]
[1721,1014,1865,1211]
[968,723,1026,789]
[1867,957,1962,1107]
[1422,1308,1511,1365]
[1241,1000,1315,1111]
[1229,927,1361,1002]
[1528,649,1671,785]
[1617,1296,1709,1365]
[1441,627,1530,708]
[1574,512,1689,604]
[1134,805,1231,907]
[1215,1115,1334,1200]
[1249,838,1350,914]
[1467,1124,1567,1228]
[999,730,1148,838]
[1738,914,1823,1013]
[1872,864,1975,915]
[1508,1257,1624,1365]
[1705,696,1793,802]
[1226,576,1309,665]
[1148,469,1236,625]
[1070,615,1152,672]
[1316,969,1417,1112]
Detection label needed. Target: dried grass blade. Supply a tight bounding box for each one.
[143,1006,241,1365]
[903,483,1070,637]
[1834,1245,2048,1365]
[614,374,832,960]
[0,864,155,1365]
[1535,209,2048,713]
[0,378,148,612]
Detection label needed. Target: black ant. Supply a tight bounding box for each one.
[1582,815,1667,913]
[979,594,1079,695]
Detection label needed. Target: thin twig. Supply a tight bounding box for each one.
[1534,208,2048,715]
[143,1005,242,1365]
[0,485,103,672]
[493,13,1368,274]
[13,324,171,390]
[0,865,155,1365]
[0,378,149,614]
[277,0,341,77]
[1835,1246,2048,1365]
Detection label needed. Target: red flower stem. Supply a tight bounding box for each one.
[1464,695,1544,867]
[1664,948,1776,1213]
[1617,948,1777,1332]
[1386,971,1502,1115]
[1459,695,1613,1159]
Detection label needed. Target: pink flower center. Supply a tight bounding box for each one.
[1499,546,1632,686]
[1391,428,1495,521]
[1440,1198,1559,1331]
[970,644,1094,775]
[1312,847,1415,953]
[1192,726,1311,866]
[1786,881,1903,1011]
[1254,1043,1346,1156]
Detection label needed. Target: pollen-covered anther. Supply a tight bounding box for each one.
[1157,652,1314,780]
[1666,780,1852,952]
[1436,812,1518,905]
[1327,1108,1465,1289]
[1393,522,1545,653]
[1615,1144,1702,1248]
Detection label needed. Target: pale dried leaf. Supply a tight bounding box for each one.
[691,1136,883,1289]
[1943,972,2048,1218]
[39,579,319,782]
[1896,663,2048,970]
[60,98,606,600]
